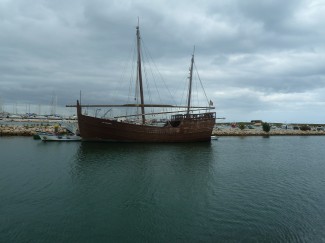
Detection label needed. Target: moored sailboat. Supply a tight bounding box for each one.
[68,24,216,142]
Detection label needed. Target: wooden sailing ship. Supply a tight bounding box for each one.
[68,25,216,142]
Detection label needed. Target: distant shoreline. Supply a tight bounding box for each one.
[1,122,325,137]
[213,122,325,136]
[212,130,325,136]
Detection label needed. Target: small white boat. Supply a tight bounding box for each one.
[39,134,81,141]
[211,135,219,140]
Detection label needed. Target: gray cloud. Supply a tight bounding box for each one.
[1,0,325,123]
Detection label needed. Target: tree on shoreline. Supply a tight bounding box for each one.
[262,122,271,133]
[238,123,245,130]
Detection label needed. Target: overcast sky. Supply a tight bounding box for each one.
[1,0,325,123]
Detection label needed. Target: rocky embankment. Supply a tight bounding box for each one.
[212,128,325,136]
[2,124,325,137]
[0,125,64,136]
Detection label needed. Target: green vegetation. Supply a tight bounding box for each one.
[262,122,271,133]
[238,123,245,130]
[300,125,311,131]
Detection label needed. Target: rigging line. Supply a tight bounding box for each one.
[142,60,154,113]
[195,74,201,110]
[127,42,137,116]
[128,43,136,99]
[194,61,210,105]
[141,40,163,106]
[114,108,210,118]
[194,74,199,110]
[141,39,162,105]
[112,35,136,108]
[140,50,152,105]
[179,76,188,107]
[137,39,150,104]
[141,38,177,105]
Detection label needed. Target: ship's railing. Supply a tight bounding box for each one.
[171,112,216,121]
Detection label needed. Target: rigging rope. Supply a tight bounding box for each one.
[194,61,210,106]
[141,39,177,106]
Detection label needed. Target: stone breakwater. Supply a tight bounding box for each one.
[1,124,325,137]
[212,128,325,136]
[0,125,65,136]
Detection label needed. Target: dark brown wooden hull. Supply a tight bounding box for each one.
[77,103,215,142]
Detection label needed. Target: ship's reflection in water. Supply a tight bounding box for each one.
[68,141,218,242]
[71,141,216,181]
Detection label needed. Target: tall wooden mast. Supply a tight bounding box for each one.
[187,48,195,115]
[136,24,146,124]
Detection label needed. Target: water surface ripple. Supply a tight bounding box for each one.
[1,136,325,242]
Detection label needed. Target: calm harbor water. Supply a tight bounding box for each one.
[1,136,325,242]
